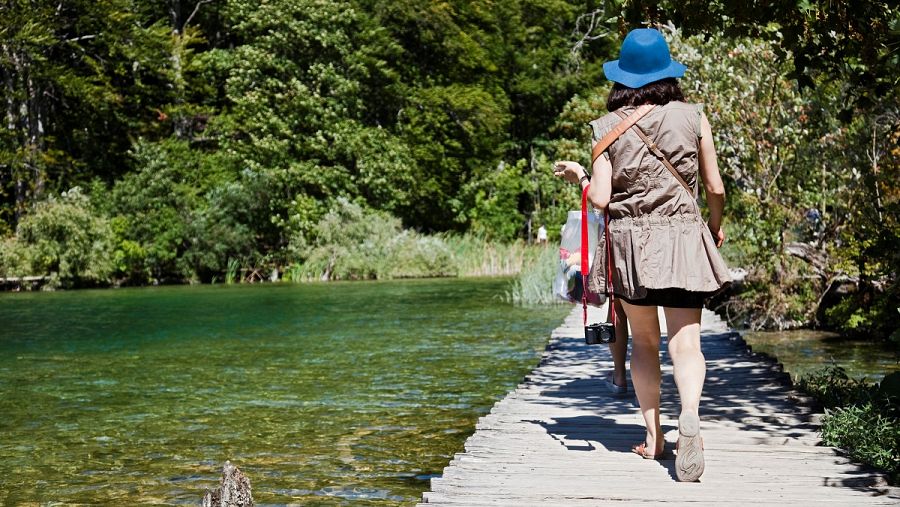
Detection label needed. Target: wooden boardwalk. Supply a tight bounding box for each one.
[419,304,900,506]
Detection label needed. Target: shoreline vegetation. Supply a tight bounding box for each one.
[798,367,900,485]
[0,187,893,343]
[0,197,544,287]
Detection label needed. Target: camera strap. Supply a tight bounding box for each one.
[581,185,591,326]
[605,210,617,327]
[581,184,616,327]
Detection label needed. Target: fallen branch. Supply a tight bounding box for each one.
[783,241,828,276]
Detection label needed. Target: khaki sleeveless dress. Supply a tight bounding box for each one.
[586,101,731,303]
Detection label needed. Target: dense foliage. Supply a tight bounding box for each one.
[0,1,897,342]
[1,0,611,239]
[1,187,114,286]
[617,0,900,107]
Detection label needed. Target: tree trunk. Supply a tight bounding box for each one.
[24,53,45,199]
[2,42,18,224]
[4,43,28,223]
[1,37,48,223]
[201,461,254,507]
[171,36,187,138]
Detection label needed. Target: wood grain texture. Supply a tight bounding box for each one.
[418,305,900,506]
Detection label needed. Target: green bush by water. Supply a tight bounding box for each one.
[2,188,114,287]
[798,366,900,484]
[285,199,537,281]
[288,198,559,301]
[0,195,544,285]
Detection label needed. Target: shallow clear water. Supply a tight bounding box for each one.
[743,329,900,382]
[0,278,568,505]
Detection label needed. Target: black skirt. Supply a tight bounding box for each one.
[618,288,711,309]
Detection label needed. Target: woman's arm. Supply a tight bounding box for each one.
[698,113,726,247]
[587,149,612,210]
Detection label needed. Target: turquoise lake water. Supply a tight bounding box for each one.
[0,279,568,504]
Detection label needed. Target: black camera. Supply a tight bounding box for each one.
[584,322,616,345]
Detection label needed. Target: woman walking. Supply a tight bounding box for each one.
[554,28,731,482]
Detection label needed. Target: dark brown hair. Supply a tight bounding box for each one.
[606,78,685,112]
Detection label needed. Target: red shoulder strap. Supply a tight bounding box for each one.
[581,185,590,326]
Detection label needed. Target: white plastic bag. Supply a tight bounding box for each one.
[553,209,605,305]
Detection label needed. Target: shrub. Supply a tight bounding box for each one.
[179,181,257,281]
[290,198,457,281]
[15,187,114,285]
[821,402,900,484]
[797,365,870,408]
[389,233,457,279]
[0,236,28,278]
[108,141,198,282]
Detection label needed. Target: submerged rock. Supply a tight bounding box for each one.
[201,461,253,507]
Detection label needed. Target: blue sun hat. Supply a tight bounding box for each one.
[603,28,686,88]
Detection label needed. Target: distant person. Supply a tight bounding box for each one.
[554,28,730,481]
[536,224,548,245]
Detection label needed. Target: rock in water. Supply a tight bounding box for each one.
[201,461,253,507]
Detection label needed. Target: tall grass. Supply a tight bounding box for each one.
[439,233,538,277]
[290,231,541,282]
[506,245,564,305]
[225,258,240,284]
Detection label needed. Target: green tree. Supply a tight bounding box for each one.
[0,0,174,226]
[207,0,407,244]
[613,0,900,107]
[401,84,511,230]
[106,140,199,282]
[366,0,615,230]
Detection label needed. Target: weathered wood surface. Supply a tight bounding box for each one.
[201,461,254,507]
[419,305,900,505]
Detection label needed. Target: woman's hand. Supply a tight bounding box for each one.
[552,161,586,185]
[708,224,725,248]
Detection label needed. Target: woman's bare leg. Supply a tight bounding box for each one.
[664,306,706,480]
[620,301,663,453]
[608,299,628,388]
[662,307,705,417]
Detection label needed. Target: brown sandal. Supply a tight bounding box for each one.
[631,442,666,460]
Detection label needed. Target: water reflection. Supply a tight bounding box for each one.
[742,329,900,381]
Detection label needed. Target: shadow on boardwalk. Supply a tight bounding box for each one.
[419,307,900,506]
